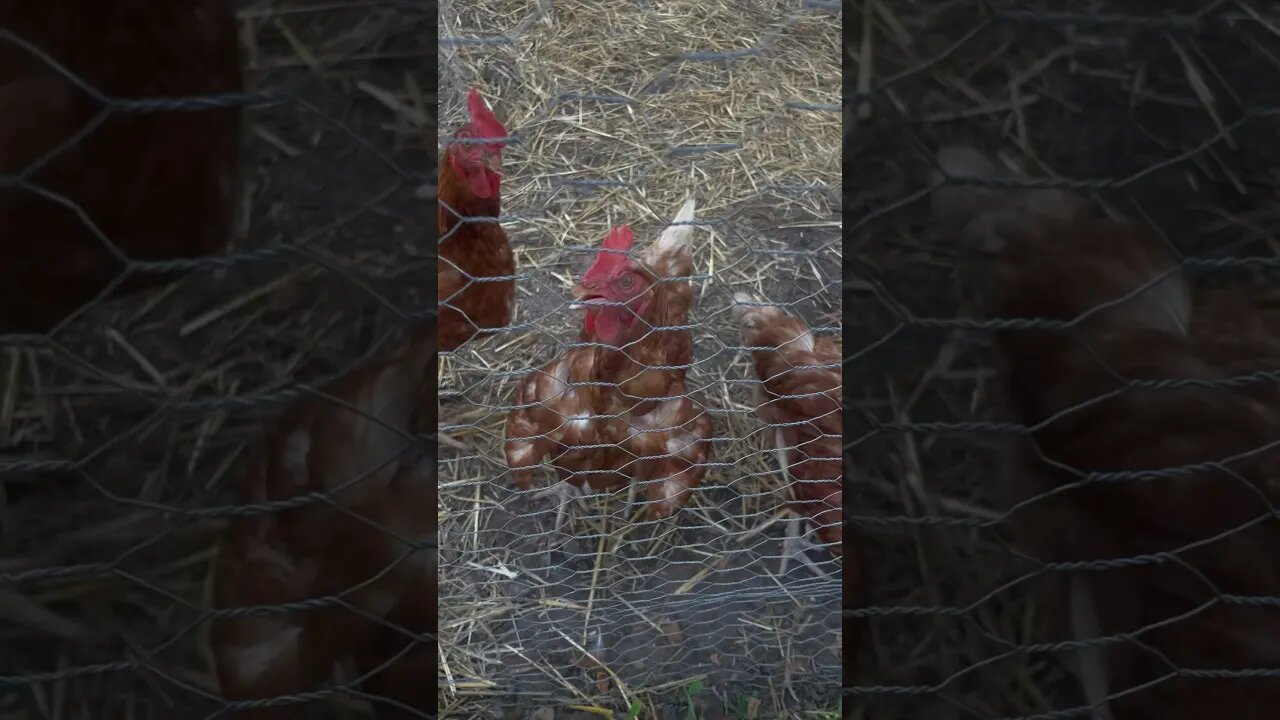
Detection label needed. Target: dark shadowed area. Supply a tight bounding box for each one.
[0,2,428,717]
[848,1,1280,718]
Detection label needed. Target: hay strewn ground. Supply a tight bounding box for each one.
[0,2,427,718]
[849,2,1280,718]
[438,0,842,716]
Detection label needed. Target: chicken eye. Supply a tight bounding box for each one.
[618,274,634,290]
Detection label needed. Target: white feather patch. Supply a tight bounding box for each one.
[655,197,697,255]
[793,331,815,353]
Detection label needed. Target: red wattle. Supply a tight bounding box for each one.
[594,309,624,345]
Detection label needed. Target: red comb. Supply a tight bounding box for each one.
[583,225,634,279]
[466,87,507,139]
[602,225,634,251]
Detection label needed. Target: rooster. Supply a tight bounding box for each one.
[438,86,515,353]
[733,295,843,577]
[932,145,1280,719]
[0,0,241,333]
[504,199,711,526]
[210,324,435,719]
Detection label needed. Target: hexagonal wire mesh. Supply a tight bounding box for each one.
[848,1,1280,718]
[0,2,429,718]
[438,0,841,716]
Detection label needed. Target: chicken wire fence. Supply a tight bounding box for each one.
[438,0,841,716]
[0,2,429,718]
[848,1,1280,719]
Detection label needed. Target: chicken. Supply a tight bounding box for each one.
[931,145,1280,719]
[210,323,435,719]
[733,295,844,578]
[504,199,711,525]
[438,86,515,353]
[0,0,241,333]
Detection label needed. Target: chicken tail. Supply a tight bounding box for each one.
[656,197,697,255]
[643,196,698,278]
[929,145,1191,336]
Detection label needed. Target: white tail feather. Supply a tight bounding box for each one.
[655,197,697,254]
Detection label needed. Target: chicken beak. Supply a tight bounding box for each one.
[570,284,602,311]
[483,152,502,174]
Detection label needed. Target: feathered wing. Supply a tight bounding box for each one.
[503,348,630,493]
[212,325,435,718]
[934,146,1280,718]
[504,352,580,489]
[436,217,514,353]
[625,395,712,518]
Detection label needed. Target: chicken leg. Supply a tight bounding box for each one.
[530,480,591,533]
[773,429,833,578]
[780,514,835,578]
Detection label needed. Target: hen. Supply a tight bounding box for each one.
[210,324,435,719]
[438,86,515,352]
[932,146,1280,719]
[0,0,241,333]
[504,199,711,525]
[733,295,844,579]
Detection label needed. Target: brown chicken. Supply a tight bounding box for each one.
[932,145,1280,719]
[733,295,844,579]
[505,199,711,525]
[0,0,241,333]
[210,323,435,719]
[438,86,515,352]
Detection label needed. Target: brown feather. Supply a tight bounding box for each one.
[437,142,515,353]
[935,145,1280,719]
[734,300,844,555]
[505,205,711,518]
[211,324,435,718]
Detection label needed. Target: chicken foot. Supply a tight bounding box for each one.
[780,515,834,578]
